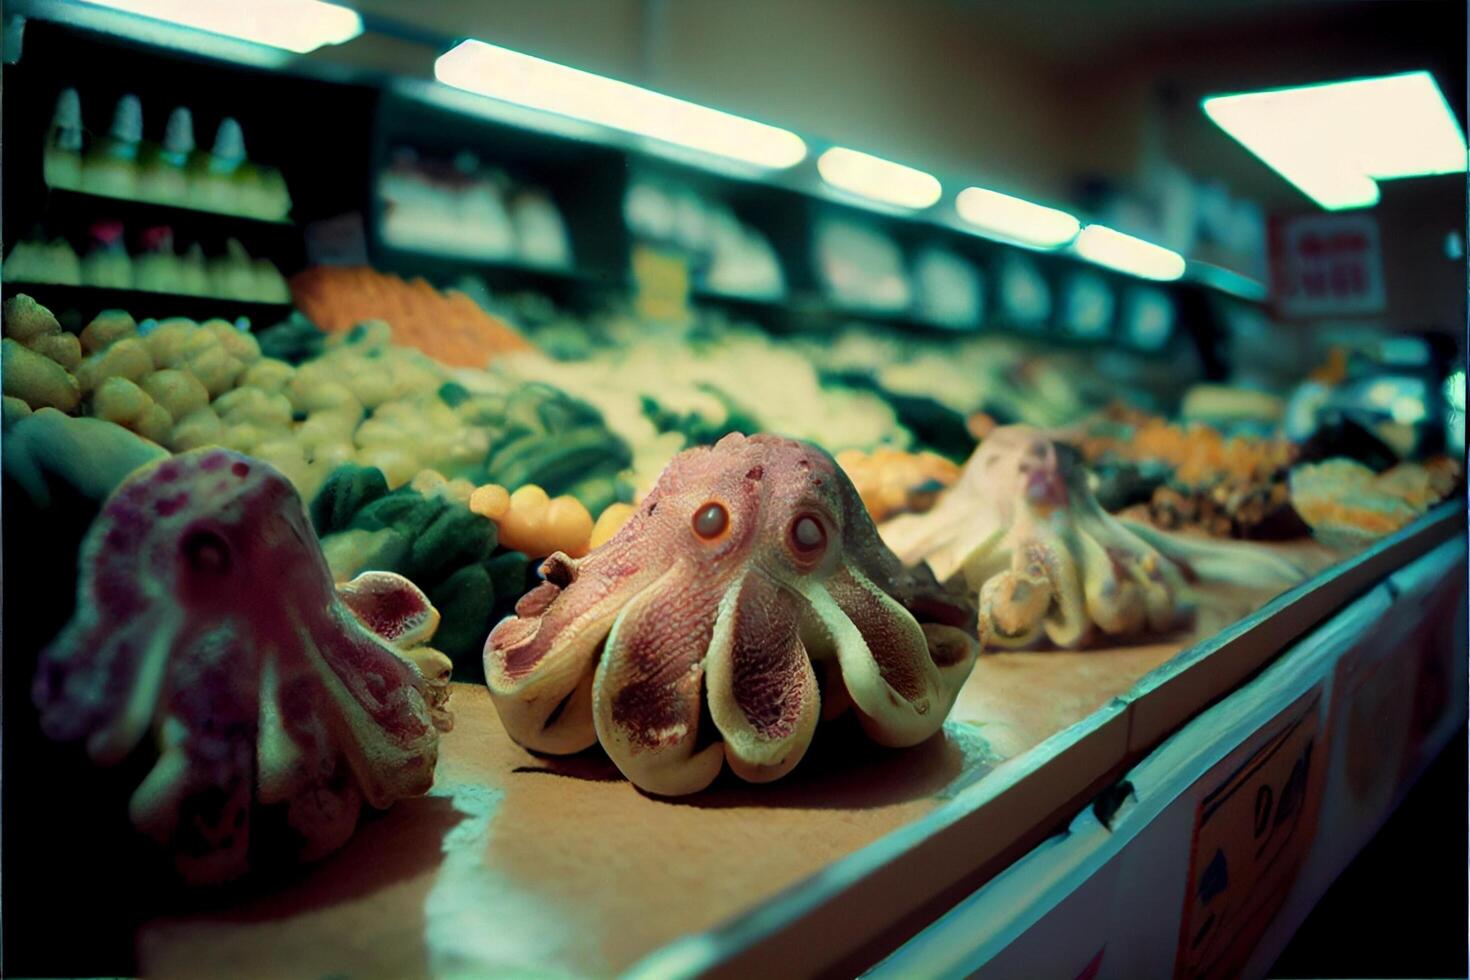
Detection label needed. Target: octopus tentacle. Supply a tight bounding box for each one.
[706,569,821,783]
[592,563,726,795]
[485,551,660,754]
[801,566,947,747]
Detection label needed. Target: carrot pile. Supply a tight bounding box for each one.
[290,266,534,368]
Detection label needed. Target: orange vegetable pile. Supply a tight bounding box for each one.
[290,266,534,368]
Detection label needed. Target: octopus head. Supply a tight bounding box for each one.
[486,433,978,796]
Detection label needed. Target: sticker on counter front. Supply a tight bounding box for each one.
[1174,686,1327,980]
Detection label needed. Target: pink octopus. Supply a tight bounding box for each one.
[485,433,979,796]
[33,448,452,884]
[881,425,1306,649]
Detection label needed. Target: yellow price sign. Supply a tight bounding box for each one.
[632,244,692,324]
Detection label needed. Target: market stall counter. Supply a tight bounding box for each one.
[100,505,1463,979]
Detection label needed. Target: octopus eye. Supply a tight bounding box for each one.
[790,515,827,556]
[181,529,232,575]
[693,502,729,540]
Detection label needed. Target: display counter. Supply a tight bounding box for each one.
[124,504,1463,979]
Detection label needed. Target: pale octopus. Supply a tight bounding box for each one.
[881,426,1306,649]
[33,448,453,884]
[485,433,979,796]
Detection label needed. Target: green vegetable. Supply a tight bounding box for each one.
[427,563,496,678]
[311,463,389,536]
[438,381,471,408]
[485,427,632,497]
[403,503,496,585]
[486,549,531,603]
[256,312,326,365]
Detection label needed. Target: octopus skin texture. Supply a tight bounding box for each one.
[484,433,979,796]
[32,448,453,885]
[880,426,1307,650]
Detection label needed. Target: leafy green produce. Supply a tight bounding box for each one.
[427,563,496,677]
[310,463,389,536]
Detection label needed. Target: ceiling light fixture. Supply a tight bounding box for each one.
[435,39,807,170]
[1072,225,1186,281]
[76,0,362,53]
[955,186,1079,248]
[1203,71,1468,210]
[816,147,942,210]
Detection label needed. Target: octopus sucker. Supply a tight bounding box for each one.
[883,426,1306,651]
[486,433,980,795]
[32,447,453,884]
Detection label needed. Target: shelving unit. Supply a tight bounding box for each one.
[0,281,291,326]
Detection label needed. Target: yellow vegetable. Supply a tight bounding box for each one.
[142,319,199,366]
[356,446,419,488]
[411,468,449,496]
[25,331,81,370]
[443,478,476,505]
[79,309,137,354]
[141,368,209,421]
[75,337,153,393]
[203,319,262,364]
[308,440,356,471]
[169,408,224,451]
[92,376,152,426]
[240,358,295,393]
[469,483,511,520]
[3,394,34,426]
[3,338,81,411]
[589,502,635,550]
[135,401,174,445]
[212,385,293,429]
[184,347,244,398]
[290,378,360,415]
[495,485,593,557]
[544,495,594,558]
[3,294,61,342]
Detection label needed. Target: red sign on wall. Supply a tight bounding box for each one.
[1269,213,1386,318]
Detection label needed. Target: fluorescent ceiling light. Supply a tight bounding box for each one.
[76,0,362,53]
[1073,225,1186,281]
[435,40,806,170]
[1203,71,1468,210]
[955,187,1079,248]
[817,147,942,209]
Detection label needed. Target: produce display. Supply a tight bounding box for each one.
[290,266,535,367]
[485,320,910,494]
[485,433,979,796]
[309,462,532,678]
[1071,406,1302,538]
[835,447,960,522]
[1290,456,1462,547]
[379,147,571,268]
[32,447,450,884]
[880,426,1305,649]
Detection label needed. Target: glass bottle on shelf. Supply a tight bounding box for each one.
[82,94,143,199]
[137,107,195,206]
[189,117,247,216]
[134,225,183,294]
[43,88,84,191]
[80,220,134,289]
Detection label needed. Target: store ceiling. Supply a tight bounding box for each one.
[318,0,1464,212]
